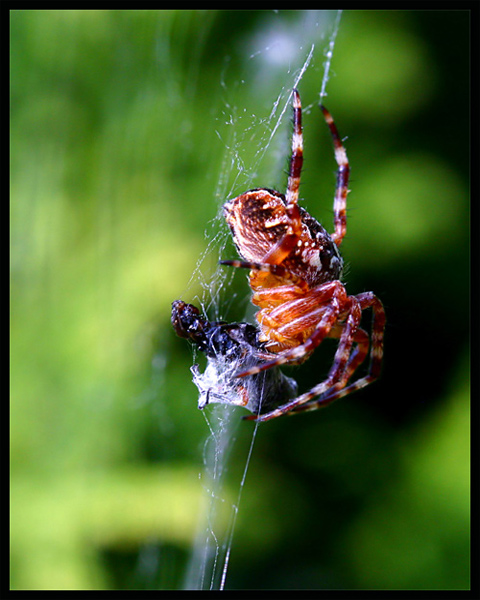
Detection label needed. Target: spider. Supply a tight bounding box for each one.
[220,89,386,422]
[171,300,298,414]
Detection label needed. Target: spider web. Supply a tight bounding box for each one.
[181,11,343,590]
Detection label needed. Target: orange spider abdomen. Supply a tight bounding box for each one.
[224,188,343,290]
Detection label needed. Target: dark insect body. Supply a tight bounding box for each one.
[171,300,297,414]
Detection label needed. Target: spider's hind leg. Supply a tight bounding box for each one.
[257,90,305,266]
[320,104,350,247]
[285,88,303,210]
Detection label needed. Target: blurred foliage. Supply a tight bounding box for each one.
[10,9,470,591]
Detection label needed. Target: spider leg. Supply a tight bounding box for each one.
[288,292,385,415]
[285,88,303,209]
[326,324,370,387]
[320,105,349,247]
[289,327,370,414]
[260,90,304,265]
[245,296,362,422]
[220,259,309,291]
[235,281,347,374]
[317,324,370,390]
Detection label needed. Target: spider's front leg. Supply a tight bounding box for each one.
[289,291,386,415]
[287,326,370,415]
[245,295,363,422]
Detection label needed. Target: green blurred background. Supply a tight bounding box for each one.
[10,9,470,590]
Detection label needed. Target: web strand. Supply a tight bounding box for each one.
[184,12,343,589]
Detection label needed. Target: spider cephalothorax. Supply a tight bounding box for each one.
[218,90,386,422]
